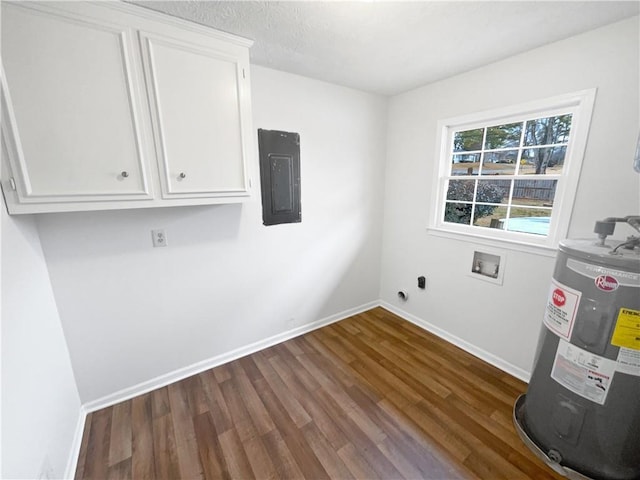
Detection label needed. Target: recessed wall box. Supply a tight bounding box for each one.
[469,249,505,285]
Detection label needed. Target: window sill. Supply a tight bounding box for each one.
[427,226,558,257]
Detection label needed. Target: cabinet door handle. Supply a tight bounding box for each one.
[121,171,129,178]
[179,172,186,179]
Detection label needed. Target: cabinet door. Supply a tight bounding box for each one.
[1,4,153,203]
[140,32,250,198]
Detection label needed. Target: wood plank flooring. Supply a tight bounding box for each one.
[75,307,563,479]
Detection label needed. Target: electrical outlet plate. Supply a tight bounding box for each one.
[151,229,168,247]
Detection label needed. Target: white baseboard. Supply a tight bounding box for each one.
[64,405,87,479]
[82,300,379,414]
[379,301,531,383]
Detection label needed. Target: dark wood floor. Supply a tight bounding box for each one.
[75,307,563,479]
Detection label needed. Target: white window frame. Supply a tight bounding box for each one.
[428,89,597,255]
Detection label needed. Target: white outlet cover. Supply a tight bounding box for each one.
[151,229,168,247]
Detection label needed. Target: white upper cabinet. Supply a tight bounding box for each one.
[140,31,248,198]
[2,4,153,203]
[1,2,253,214]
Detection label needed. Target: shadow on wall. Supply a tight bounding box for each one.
[229,207,371,337]
[34,203,243,261]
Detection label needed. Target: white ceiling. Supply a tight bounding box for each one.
[132,1,640,95]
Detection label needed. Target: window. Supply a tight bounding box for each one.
[429,89,596,251]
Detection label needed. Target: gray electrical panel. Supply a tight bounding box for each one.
[258,129,301,226]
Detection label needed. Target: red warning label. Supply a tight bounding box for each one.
[544,279,581,340]
[552,289,566,307]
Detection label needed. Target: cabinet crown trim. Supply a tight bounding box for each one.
[6,1,254,48]
[102,1,254,48]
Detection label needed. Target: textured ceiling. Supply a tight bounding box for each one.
[132,1,640,95]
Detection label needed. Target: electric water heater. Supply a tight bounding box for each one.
[514,216,640,480]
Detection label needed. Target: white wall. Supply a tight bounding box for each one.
[1,193,82,479]
[380,17,640,378]
[4,19,638,476]
[36,66,388,403]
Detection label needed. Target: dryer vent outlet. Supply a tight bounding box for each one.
[397,290,409,301]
